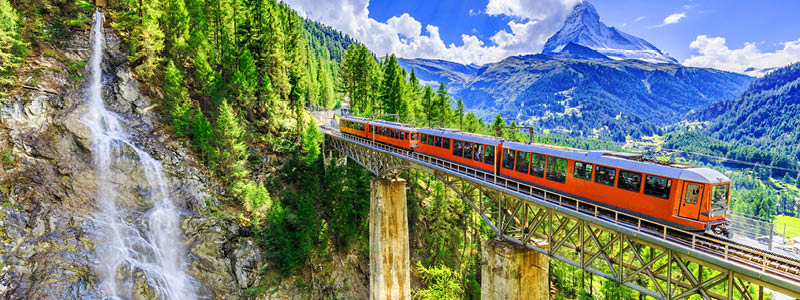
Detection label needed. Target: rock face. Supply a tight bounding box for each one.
[0,23,247,299]
[542,0,678,64]
[0,19,370,300]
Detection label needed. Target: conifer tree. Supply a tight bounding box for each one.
[422,85,435,126]
[380,54,406,119]
[434,82,451,125]
[455,98,465,129]
[163,60,193,136]
[215,99,250,187]
[0,0,26,83]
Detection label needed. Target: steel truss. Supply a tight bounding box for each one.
[321,128,800,300]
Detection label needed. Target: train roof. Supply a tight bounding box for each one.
[368,119,417,131]
[418,128,501,146]
[340,115,372,123]
[503,141,730,184]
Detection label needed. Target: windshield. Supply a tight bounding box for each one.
[711,184,729,213]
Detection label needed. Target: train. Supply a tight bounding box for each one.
[339,115,731,236]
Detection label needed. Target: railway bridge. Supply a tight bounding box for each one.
[311,111,800,300]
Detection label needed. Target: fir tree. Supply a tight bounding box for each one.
[215,99,249,187]
[455,98,464,129]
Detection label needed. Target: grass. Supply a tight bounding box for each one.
[774,215,800,240]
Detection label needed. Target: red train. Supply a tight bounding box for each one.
[339,116,731,234]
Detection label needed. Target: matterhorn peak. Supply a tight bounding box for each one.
[542,0,678,64]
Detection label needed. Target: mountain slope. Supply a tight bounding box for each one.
[397,57,479,92]
[453,55,752,140]
[542,1,678,64]
[704,63,800,160]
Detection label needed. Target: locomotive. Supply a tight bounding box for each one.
[339,116,731,235]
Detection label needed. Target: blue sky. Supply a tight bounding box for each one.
[284,0,800,75]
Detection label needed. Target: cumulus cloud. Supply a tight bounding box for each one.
[661,13,686,26]
[282,0,579,65]
[683,35,800,76]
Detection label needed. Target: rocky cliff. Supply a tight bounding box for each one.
[0,21,367,300]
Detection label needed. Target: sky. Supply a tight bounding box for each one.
[283,0,800,75]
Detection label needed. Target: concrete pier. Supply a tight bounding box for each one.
[481,239,550,300]
[369,178,410,300]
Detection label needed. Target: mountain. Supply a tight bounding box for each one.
[397,57,479,93]
[701,62,800,160]
[542,1,678,64]
[441,55,752,141]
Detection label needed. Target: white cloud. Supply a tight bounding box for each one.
[634,16,645,22]
[683,35,800,76]
[282,0,579,65]
[661,13,686,25]
[468,9,480,16]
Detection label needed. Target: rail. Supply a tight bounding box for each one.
[321,125,800,298]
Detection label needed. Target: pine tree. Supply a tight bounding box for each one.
[455,98,464,129]
[491,114,506,135]
[129,0,165,80]
[215,99,250,187]
[0,0,26,84]
[422,85,435,126]
[380,54,406,119]
[163,60,193,136]
[434,82,451,126]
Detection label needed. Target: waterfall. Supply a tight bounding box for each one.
[84,11,198,300]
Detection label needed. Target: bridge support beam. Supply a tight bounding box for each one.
[482,239,549,300]
[369,178,410,300]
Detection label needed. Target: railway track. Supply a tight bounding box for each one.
[328,127,800,291]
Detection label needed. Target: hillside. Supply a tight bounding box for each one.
[396,57,479,93]
[414,55,753,141]
[702,62,800,160]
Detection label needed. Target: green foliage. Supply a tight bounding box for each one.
[663,131,798,178]
[214,100,249,187]
[0,0,27,84]
[300,118,323,165]
[163,60,193,136]
[341,43,380,115]
[232,179,271,218]
[705,62,800,161]
[412,262,463,300]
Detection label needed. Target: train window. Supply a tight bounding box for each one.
[443,138,450,149]
[411,133,417,140]
[474,144,484,162]
[484,146,495,165]
[644,175,671,199]
[594,165,616,186]
[515,152,530,174]
[530,154,546,178]
[502,149,515,170]
[453,140,463,156]
[394,130,399,139]
[546,157,567,183]
[618,170,642,192]
[435,136,442,147]
[428,135,435,145]
[421,134,427,144]
[370,126,374,133]
[573,162,593,181]
[464,142,473,159]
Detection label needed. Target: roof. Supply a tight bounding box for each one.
[418,128,500,146]
[503,141,730,184]
[340,115,372,123]
[368,119,417,131]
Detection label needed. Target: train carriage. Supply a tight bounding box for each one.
[499,141,731,233]
[416,128,501,173]
[367,120,418,150]
[339,115,371,139]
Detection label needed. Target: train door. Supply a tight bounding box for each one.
[678,182,703,219]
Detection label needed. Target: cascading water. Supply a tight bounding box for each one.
[84,11,198,300]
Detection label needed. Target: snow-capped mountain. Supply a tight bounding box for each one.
[542,1,679,64]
